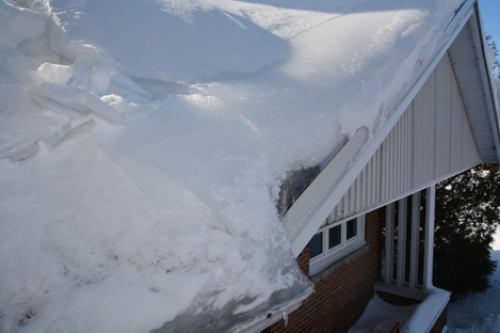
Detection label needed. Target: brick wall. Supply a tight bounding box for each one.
[430,306,447,333]
[267,208,383,333]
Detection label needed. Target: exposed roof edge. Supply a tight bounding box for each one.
[232,290,312,333]
[470,3,500,162]
[286,0,476,258]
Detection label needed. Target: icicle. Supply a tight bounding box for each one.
[282,310,288,328]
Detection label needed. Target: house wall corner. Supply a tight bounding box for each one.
[266,208,383,333]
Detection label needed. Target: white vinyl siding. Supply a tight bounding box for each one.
[328,54,481,223]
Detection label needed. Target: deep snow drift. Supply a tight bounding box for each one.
[0,0,477,332]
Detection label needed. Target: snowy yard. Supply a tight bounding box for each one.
[445,250,500,333]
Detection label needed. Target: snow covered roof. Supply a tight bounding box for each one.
[1,0,498,332]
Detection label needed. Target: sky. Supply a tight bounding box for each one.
[479,0,500,54]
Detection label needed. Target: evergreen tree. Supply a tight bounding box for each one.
[433,163,500,295]
[486,34,500,78]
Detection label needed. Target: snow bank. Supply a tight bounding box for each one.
[0,0,468,332]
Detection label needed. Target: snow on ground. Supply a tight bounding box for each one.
[445,251,500,333]
[348,294,417,333]
[493,228,500,251]
[0,0,469,332]
[349,251,500,333]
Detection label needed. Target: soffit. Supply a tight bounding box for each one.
[448,11,500,163]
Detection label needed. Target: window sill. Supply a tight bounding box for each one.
[310,242,371,284]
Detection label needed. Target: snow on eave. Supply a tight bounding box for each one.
[287,0,477,257]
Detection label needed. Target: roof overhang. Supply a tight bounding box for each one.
[284,0,500,257]
[448,2,500,163]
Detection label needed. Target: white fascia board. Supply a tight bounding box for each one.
[287,127,368,257]
[469,4,500,162]
[288,0,475,258]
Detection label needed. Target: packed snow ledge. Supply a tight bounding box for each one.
[0,0,470,332]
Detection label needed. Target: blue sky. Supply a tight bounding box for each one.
[479,0,500,52]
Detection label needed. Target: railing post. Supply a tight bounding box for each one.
[409,192,421,289]
[385,203,395,284]
[423,185,436,291]
[397,198,407,287]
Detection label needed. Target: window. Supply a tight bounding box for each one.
[309,215,366,276]
[309,233,323,258]
[346,218,357,240]
[329,225,341,248]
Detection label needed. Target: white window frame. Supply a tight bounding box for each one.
[309,215,366,276]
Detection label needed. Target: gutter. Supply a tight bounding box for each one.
[232,291,312,333]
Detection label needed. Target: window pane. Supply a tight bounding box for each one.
[329,225,341,248]
[346,219,357,240]
[310,233,323,258]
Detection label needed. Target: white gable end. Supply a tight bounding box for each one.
[286,5,499,258]
[448,15,500,163]
[328,54,481,223]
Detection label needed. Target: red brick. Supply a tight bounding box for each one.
[268,208,383,333]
